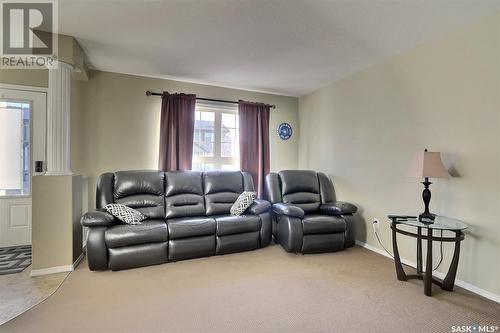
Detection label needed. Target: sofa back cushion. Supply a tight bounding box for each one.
[318,172,336,204]
[96,170,259,219]
[113,170,165,219]
[203,171,244,216]
[279,170,320,213]
[96,172,115,209]
[264,173,282,204]
[165,171,205,218]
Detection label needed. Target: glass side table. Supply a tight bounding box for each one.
[387,215,468,296]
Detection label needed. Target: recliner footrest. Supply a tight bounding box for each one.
[301,215,346,235]
[168,235,215,261]
[301,233,344,254]
[108,242,168,271]
[216,231,260,255]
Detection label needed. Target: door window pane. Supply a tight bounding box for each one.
[0,102,30,196]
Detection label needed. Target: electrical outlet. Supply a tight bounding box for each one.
[372,218,380,232]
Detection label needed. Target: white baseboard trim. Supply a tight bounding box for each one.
[30,265,73,277]
[30,251,86,277]
[355,240,500,304]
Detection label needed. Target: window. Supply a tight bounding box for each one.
[0,101,30,196]
[192,101,239,171]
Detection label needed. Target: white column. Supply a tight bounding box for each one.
[46,61,73,176]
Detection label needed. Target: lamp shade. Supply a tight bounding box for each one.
[408,150,450,178]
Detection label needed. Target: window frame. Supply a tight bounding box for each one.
[192,101,239,171]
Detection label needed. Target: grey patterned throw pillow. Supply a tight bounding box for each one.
[104,203,146,225]
[230,191,257,216]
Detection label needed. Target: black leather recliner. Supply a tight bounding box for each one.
[265,170,357,254]
[81,170,272,271]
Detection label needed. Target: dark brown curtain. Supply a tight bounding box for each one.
[238,100,270,198]
[158,93,196,171]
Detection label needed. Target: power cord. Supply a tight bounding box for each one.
[433,230,443,271]
[373,220,393,258]
[372,220,444,271]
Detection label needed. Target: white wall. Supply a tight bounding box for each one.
[298,13,500,296]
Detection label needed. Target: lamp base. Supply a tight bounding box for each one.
[419,212,435,223]
[420,177,435,223]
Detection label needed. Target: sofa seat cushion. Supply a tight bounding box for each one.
[105,219,168,248]
[301,214,346,235]
[168,217,216,240]
[215,215,261,236]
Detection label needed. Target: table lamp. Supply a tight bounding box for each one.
[408,149,450,222]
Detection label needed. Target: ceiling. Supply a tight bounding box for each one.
[58,1,499,97]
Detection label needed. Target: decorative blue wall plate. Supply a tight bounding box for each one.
[277,122,292,140]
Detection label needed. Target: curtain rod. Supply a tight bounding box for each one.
[145,91,276,109]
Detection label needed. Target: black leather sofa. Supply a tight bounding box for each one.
[265,170,357,253]
[81,170,272,271]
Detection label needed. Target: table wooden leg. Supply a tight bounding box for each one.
[442,231,461,291]
[417,227,423,274]
[391,222,407,281]
[424,228,433,296]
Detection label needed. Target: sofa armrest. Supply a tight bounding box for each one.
[246,199,271,215]
[81,210,116,227]
[320,202,357,216]
[272,203,305,218]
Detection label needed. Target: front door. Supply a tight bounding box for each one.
[0,87,46,248]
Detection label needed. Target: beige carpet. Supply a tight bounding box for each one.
[1,245,499,333]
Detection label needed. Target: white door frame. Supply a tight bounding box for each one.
[0,83,47,248]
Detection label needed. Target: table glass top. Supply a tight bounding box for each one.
[387,215,468,230]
